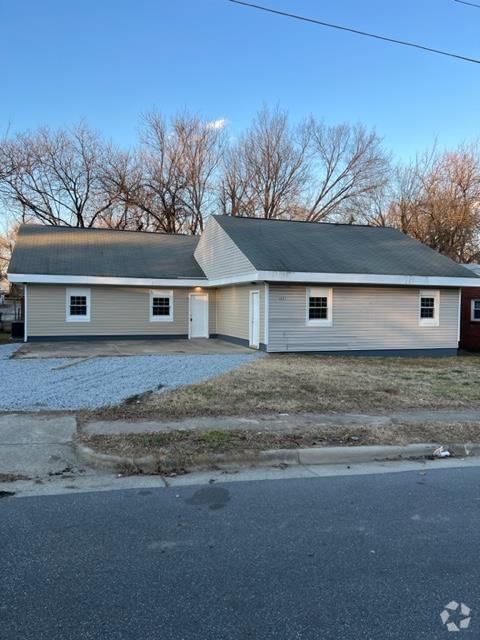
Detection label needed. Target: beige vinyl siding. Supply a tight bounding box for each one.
[268,285,459,352]
[215,284,265,345]
[27,285,215,338]
[194,217,255,279]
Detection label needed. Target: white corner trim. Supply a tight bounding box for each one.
[24,284,28,343]
[149,289,174,322]
[458,289,463,344]
[264,282,269,350]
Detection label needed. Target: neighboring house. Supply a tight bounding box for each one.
[7,216,479,354]
[459,264,480,351]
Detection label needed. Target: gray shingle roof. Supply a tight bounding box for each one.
[9,225,206,279]
[214,215,478,279]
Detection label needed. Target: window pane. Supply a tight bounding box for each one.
[152,297,170,316]
[473,300,480,319]
[70,296,87,316]
[309,296,328,320]
[420,297,435,319]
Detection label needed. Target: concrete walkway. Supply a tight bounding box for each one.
[81,408,480,436]
[0,414,78,476]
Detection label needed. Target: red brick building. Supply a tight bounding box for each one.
[460,265,480,351]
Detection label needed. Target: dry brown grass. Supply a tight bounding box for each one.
[80,421,480,467]
[91,353,480,421]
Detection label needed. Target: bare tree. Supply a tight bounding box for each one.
[219,107,308,219]
[386,144,480,262]
[107,112,225,234]
[0,123,127,228]
[303,121,391,223]
[0,223,17,283]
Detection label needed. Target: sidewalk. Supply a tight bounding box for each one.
[81,409,480,436]
[0,414,78,478]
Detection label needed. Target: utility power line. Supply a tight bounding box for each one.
[228,0,480,65]
[454,0,480,8]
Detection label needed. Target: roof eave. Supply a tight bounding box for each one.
[8,270,479,288]
[7,273,208,287]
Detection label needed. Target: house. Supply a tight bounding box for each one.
[459,264,480,351]
[7,215,479,355]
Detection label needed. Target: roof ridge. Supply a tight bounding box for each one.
[212,214,398,231]
[19,223,198,239]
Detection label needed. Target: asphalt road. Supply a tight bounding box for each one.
[1,468,480,639]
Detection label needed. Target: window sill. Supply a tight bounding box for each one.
[66,317,90,323]
[306,320,332,327]
[149,317,174,323]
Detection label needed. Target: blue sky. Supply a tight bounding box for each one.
[0,0,478,161]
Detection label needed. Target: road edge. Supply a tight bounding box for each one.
[74,442,480,474]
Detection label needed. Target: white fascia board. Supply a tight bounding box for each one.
[7,273,208,287]
[254,271,479,288]
[8,270,479,288]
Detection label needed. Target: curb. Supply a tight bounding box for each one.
[74,441,480,474]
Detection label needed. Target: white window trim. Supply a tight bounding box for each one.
[306,287,333,327]
[66,287,91,322]
[150,289,174,322]
[471,299,480,322]
[419,289,440,327]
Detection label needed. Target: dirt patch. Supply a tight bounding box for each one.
[86,353,480,422]
[0,473,29,483]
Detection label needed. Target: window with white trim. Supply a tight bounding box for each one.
[471,299,480,321]
[306,287,332,326]
[150,290,173,322]
[66,287,91,322]
[419,290,439,326]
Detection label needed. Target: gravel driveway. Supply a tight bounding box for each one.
[0,344,260,411]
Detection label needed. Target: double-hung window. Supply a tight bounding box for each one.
[471,299,480,321]
[306,287,333,326]
[66,287,91,322]
[150,290,173,322]
[419,290,439,326]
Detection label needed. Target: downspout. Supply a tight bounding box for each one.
[23,283,28,343]
[457,288,462,349]
[264,282,269,352]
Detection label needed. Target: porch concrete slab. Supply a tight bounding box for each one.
[13,338,253,359]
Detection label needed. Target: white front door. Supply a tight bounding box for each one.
[249,290,260,349]
[189,293,209,338]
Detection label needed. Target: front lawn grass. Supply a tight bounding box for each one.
[79,422,480,471]
[0,332,11,344]
[91,353,480,421]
